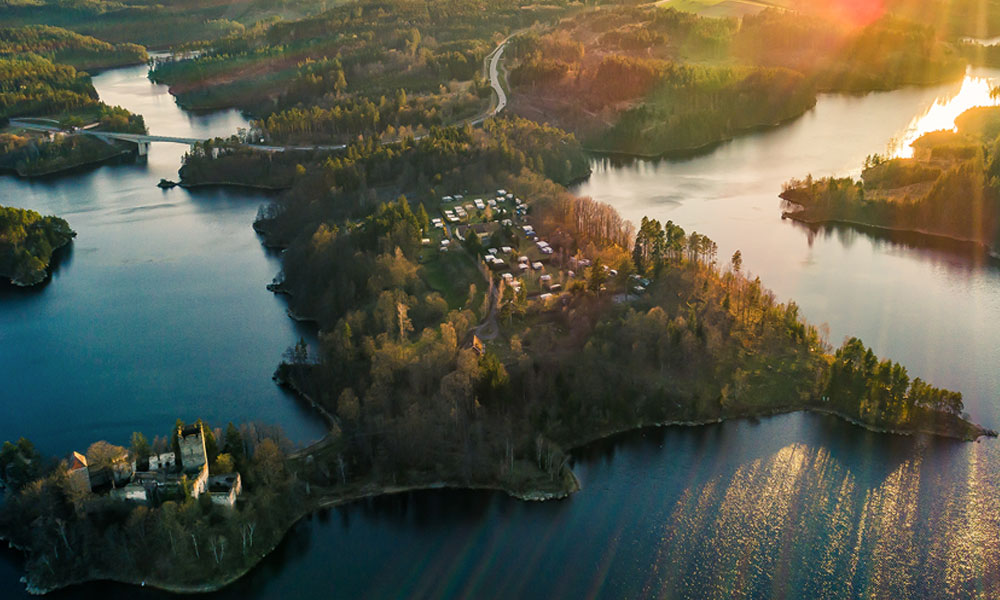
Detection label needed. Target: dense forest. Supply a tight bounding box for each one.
[0,27,147,175]
[506,6,965,155]
[0,25,147,71]
[0,44,147,128]
[148,0,593,142]
[180,114,990,513]
[780,106,1000,253]
[0,0,338,48]
[0,205,75,286]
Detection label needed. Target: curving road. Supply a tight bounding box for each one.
[6,34,515,154]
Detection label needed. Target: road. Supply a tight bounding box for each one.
[7,33,515,154]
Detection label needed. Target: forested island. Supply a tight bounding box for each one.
[780,105,1000,256]
[0,205,74,286]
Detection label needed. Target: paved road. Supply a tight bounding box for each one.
[7,34,515,154]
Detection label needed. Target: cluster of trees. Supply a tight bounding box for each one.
[601,65,815,154]
[181,116,591,195]
[780,106,1000,250]
[0,54,98,118]
[256,85,487,145]
[0,422,301,591]
[0,204,75,285]
[0,25,147,71]
[825,337,966,426]
[0,131,134,177]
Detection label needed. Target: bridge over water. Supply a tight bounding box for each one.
[5,33,512,156]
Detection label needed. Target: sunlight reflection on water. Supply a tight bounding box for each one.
[890,73,1000,158]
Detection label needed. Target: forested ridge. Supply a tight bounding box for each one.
[147,0,605,143]
[507,6,965,155]
[0,25,147,71]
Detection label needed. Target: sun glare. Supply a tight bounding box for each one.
[829,0,886,26]
[890,74,1000,158]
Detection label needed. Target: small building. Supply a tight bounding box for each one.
[470,335,486,357]
[178,423,208,473]
[540,274,553,287]
[474,199,485,210]
[532,262,543,271]
[421,238,431,246]
[208,473,242,508]
[501,246,512,254]
[148,452,176,472]
[66,451,91,495]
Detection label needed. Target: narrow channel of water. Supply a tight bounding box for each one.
[0,64,328,455]
[2,65,1000,599]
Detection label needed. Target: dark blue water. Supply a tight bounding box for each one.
[0,65,327,455]
[2,65,1000,599]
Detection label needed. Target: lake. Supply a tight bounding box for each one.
[2,65,999,599]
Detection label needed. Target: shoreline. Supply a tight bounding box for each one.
[1,148,135,179]
[781,210,1000,259]
[12,396,991,595]
[580,104,817,160]
[179,180,292,192]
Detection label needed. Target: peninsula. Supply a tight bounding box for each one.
[780,105,1000,257]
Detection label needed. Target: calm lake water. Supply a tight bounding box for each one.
[3,66,1000,599]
